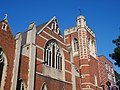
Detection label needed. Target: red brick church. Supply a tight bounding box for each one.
[0,14,116,90]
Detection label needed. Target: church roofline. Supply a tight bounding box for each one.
[37,16,56,34]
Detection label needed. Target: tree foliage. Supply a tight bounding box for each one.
[114,70,120,89]
[109,36,120,67]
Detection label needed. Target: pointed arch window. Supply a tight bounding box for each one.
[73,38,79,52]
[0,48,4,84]
[20,81,26,90]
[44,40,62,70]
[41,83,47,90]
[0,47,7,89]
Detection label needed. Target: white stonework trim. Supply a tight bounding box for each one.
[64,27,77,36]
[38,32,68,53]
[42,31,66,46]
[36,72,73,84]
[11,33,22,90]
[81,83,102,89]
[36,58,43,62]
[22,44,30,57]
[36,45,44,50]
[81,74,90,78]
[38,31,66,50]
[85,26,95,37]
[70,47,77,90]
[80,64,89,69]
[64,31,76,36]
[59,35,63,38]
[22,43,30,48]
[27,23,36,90]
[66,44,71,47]
[43,42,65,81]
[20,81,27,90]
[37,16,56,34]
[82,88,94,90]
[0,53,7,90]
[40,83,47,90]
[81,74,90,76]
[1,22,7,31]
[62,48,69,53]
[36,71,44,76]
[64,81,72,85]
[47,25,63,38]
[65,70,72,74]
[27,44,36,90]
[46,26,52,30]
[86,85,90,88]
[65,59,71,64]
[38,34,48,40]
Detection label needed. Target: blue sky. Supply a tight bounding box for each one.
[0,0,120,73]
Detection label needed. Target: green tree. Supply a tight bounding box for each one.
[114,71,120,89]
[109,36,120,67]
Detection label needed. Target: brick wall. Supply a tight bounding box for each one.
[0,19,15,90]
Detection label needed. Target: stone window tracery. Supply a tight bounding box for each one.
[0,48,4,84]
[0,47,7,90]
[44,40,62,70]
[51,20,59,34]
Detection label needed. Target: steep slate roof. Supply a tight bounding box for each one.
[36,22,48,33]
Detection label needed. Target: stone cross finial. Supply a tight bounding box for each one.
[4,13,8,19]
[78,9,82,15]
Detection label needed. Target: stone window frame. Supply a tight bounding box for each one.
[20,80,26,90]
[1,22,7,31]
[0,47,8,90]
[41,83,47,90]
[105,62,108,70]
[44,39,63,71]
[94,74,98,86]
[73,38,79,52]
[51,20,60,34]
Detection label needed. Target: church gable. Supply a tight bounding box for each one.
[0,18,16,90]
[0,19,15,41]
[37,16,62,37]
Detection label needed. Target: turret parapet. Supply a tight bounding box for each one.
[27,22,35,31]
[77,15,86,28]
[77,15,95,37]
[64,26,77,35]
[85,25,95,37]
[64,15,95,38]
[77,15,85,20]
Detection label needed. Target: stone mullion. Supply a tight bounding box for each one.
[60,56,62,70]
[49,50,51,66]
[50,44,53,67]
[58,53,60,70]
[46,48,48,65]
[54,43,57,69]
[56,54,58,69]
[48,49,50,66]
